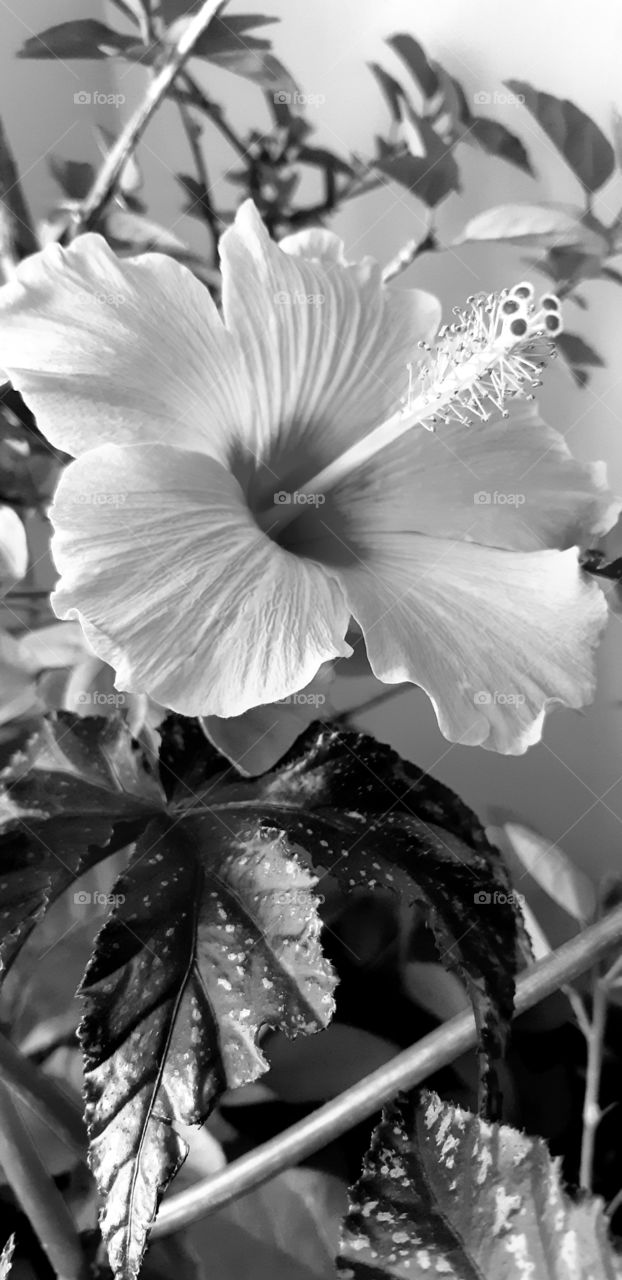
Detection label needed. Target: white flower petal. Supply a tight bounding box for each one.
[319,402,619,553]
[335,535,607,753]
[0,233,245,461]
[219,200,441,503]
[0,504,27,584]
[50,443,351,717]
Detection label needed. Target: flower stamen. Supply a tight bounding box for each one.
[259,283,562,533]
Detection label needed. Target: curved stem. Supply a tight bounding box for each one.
[153,903,622,1237]
[0,1081,87,1280]
[72,0,227,235]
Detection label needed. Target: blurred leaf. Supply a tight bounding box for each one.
[467,117,533,174]
[185,1167,346,1280]
[297,145,355,177]
[0,507,27,585]
[368,63,407,122]
[505,81,615,193]
[611,107,622,171]
[17,20,136,60]
[557,331,605,387]
[520,901,552,960]
[264,1023,399,1102]
[0,713,164,976]
[141,1235,203,1280]
[79,818,335,1279]
[339,1093,622,1278]
[104,208,189,254]
[48,158,95,202]
[601,265,622,286]
[402,961,470,1021]
[387,33,440,102]
[532,245,605,290]
[457,202,605,249]
[375,125,459,207]
[0,1236,14,1280]
[501,822,597,923]
[160,717,520,1115]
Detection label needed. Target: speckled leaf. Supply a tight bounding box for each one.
[160,719,519,1118]
[0,1235,14,1280]
[339,1093,621,1279]
[79,813,335,1280]
[0,713,164,975]
[505,82,615,193]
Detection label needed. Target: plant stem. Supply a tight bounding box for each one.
[0,1031,86,1158]
[382,228,438,283]
[176,73,249,158]
[578,950,622,1191]
[72,0,227,235]
[177,97,220,260]
[153,902,622,1237]
[0,1081,87,1280]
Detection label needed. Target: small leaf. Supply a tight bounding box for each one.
[339,1093,622,1278]
[557,331,605,387]
[79,816,335,1279]
[368,63,407,123]
[17,20,136,60]
[0,713,164,975]
[467,117,533,174]
[457,202,602,247]
[501,821,597,923]
[387,34,440,102]
[375,128,460,208]
[48,157,96,201]
[505,81,615,192]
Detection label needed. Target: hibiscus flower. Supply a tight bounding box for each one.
[0,200,616,754]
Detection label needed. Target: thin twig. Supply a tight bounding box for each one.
[336,682,412,726]
[382,228,438,284]
[0,1080,87,1280]
[71,0,227,236]
[177,97,221,260]
[176,72,249,158]
[578,949,622,1191]
[153,903,622,1237]
[0,1031,86,1158]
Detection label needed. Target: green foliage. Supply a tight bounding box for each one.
[339,1093,622,1278]
[0,714,523,1274]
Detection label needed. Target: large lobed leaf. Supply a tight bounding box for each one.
[339,1093,622,1278]
[0,714,163,974]
[1,715,521,1277]
[80,815,334,1278]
